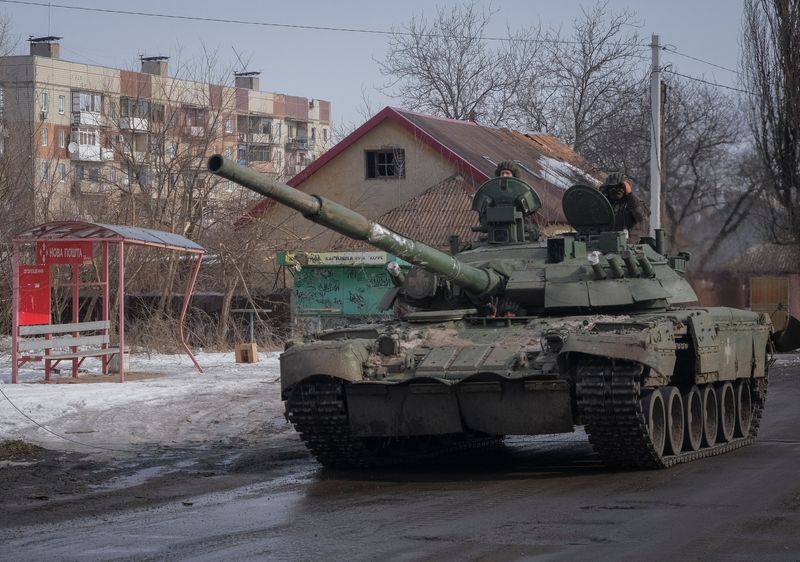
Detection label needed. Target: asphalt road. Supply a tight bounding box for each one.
[1,359,799,561]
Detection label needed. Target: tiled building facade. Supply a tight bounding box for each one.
[0,36,331,224]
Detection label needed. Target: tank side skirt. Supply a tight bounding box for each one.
[284,377,502,468]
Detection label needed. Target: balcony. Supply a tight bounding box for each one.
[251,132,273,145]
[185,126,205,137]
[69,144,114,162]
[285,137,308,150]
[119,117,149,131]
[72,111,104,127]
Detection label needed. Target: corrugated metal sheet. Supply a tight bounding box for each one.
[396,109,605,224]
[331,176,480,251]
[14,221,204,252]
[730,243,800,274]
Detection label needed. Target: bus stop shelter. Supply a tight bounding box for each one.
[11,221,205,383]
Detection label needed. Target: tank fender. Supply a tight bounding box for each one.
[773,314,800,353]
[559,322,676,383]
[280,339,371,396]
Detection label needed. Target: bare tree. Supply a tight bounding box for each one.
[742,0,800,245]
[535,2,644,153]
[377,1,543,126]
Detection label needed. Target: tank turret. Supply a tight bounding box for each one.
[209,155,701,315]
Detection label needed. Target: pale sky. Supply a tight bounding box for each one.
[0,0,744,129]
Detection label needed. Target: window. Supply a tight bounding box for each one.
[59,163,66,182]
[58,95,65,114]
[323,128,328,142]
[41,162,49,180]
[366,149,405,179]
[110,168,117,183]
[224,147,232,159]
[40,128,48,146]
[79,130,97,145]
[58,129,65,148]
[249,145,271,162]
[237,145,247,163]
[40,92,48,113]
[120,97,149,118]
[183,107,205,127]
[151,104,164,123]
[89,167,100,182]
[76,92,101,113]
[224,116,234,134]
[75,164,84,180]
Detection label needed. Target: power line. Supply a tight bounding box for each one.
[662,46,740,75]
[3,0,753,100]
[663,69,754,96]
[0,0,648,47]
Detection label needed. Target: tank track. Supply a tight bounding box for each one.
[576,359,768,469]
[285,377,501,468]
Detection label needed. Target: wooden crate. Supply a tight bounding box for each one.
[234,343,259,363]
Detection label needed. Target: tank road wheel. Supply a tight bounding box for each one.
[734,380,753,438]
[701,385,718,448]
[716,382,736,443]
[660,387,684,456]
[640,390,666,457]
[682,386,703,452]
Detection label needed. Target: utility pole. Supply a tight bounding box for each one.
[649,33,662,237]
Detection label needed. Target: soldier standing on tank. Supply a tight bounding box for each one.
[494,159,542,242]
[600,172,647,237]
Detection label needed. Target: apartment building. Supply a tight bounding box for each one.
[0,36,332,224]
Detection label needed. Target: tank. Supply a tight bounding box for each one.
[208,155,800,469]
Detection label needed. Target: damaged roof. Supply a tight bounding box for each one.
[331,175,480,252]
[245,106,604,225]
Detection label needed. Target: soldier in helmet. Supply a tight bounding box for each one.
[600,172,647,237]
[495,160,520,178]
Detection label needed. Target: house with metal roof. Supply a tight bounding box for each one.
[692,243,800,325]
[244,106,604,253]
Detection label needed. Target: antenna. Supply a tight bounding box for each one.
[231,46,247,73]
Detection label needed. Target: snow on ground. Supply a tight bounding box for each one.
[1,343,797,460]
[0,350,291,458]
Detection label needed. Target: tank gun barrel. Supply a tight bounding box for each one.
[208,155,502,295]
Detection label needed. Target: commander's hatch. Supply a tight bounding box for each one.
[562,184,614,235]
[472,177,542,244]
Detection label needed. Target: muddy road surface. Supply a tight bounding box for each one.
[1,358,799,561]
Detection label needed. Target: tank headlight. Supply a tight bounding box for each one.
[587,251,602,266]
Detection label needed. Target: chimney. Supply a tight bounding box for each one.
[140,56,169,77]
[29,36,61,59]
[234,71,260,91]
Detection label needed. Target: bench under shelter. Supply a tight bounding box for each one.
[11,221,205,383]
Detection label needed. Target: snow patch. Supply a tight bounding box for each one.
[534,155,601,189]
